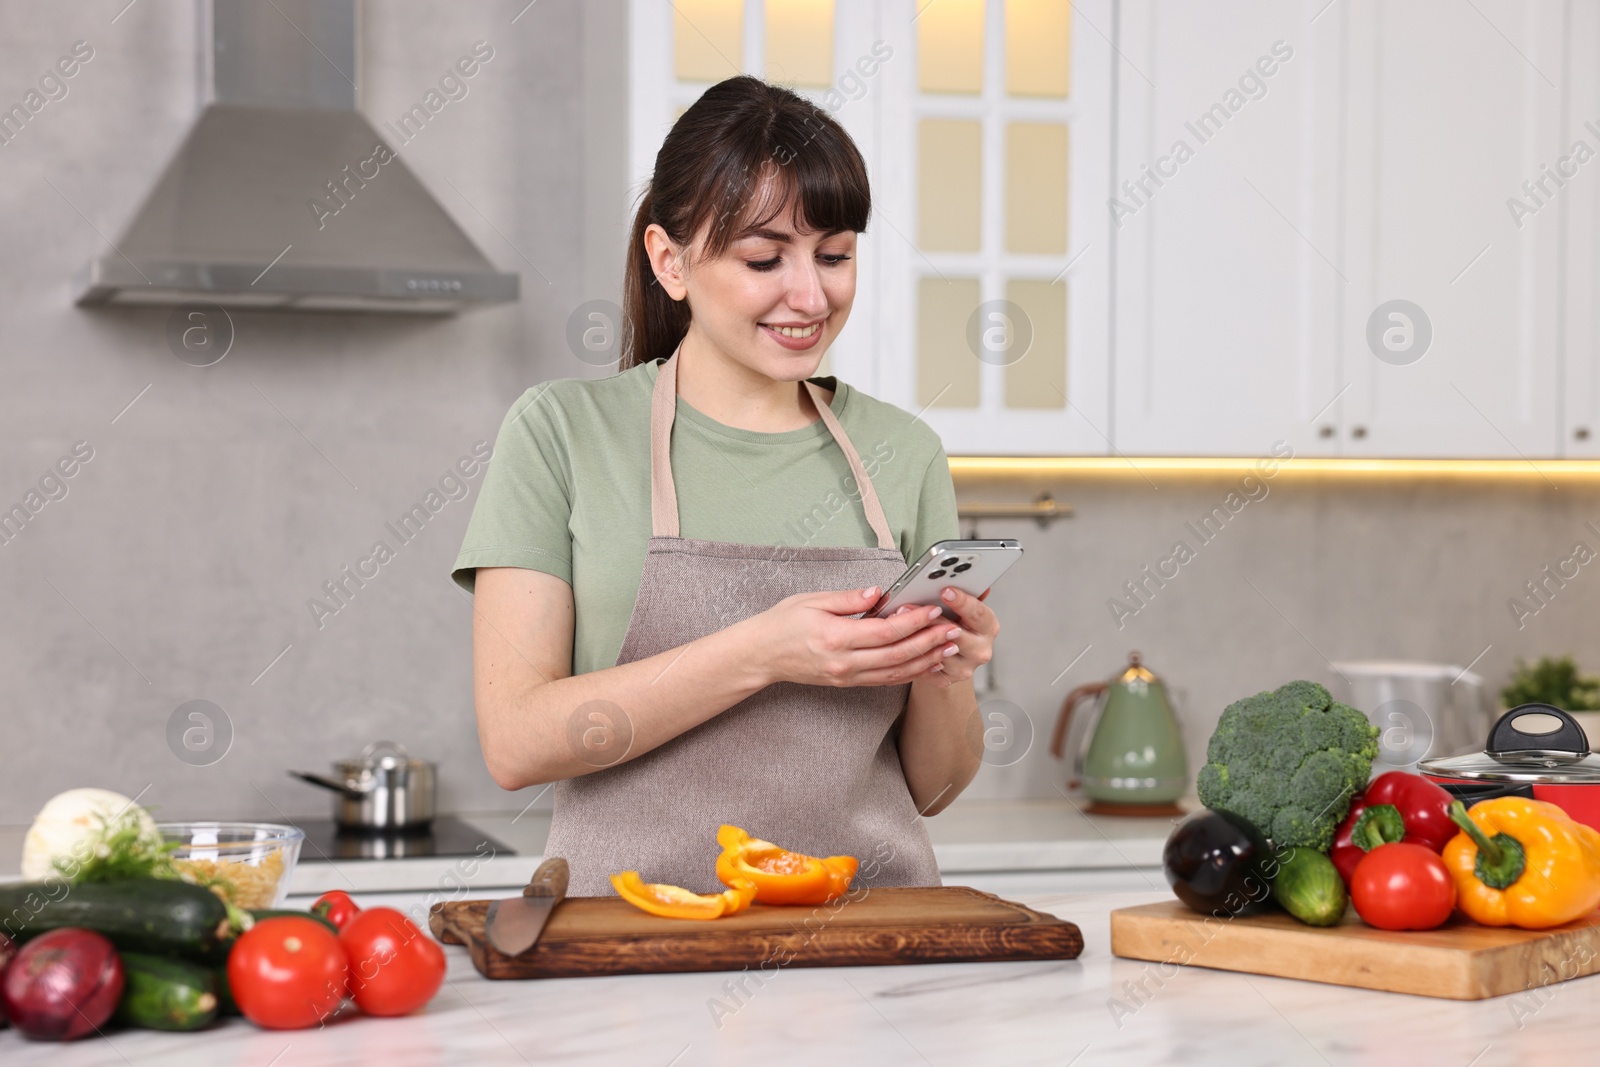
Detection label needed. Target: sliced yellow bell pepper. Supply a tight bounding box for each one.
[1443,798,1600,929]
[715,824,859,905]
[610,870,757,920]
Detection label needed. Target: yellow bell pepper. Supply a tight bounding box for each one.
[715,825,859,905]
[1443,798,1600,929]
[610,870,757,920]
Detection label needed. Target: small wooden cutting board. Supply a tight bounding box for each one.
[430,886,1082,980]
[1112,900,1600,999]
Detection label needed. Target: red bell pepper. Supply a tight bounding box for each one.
[1330,771,1456,885]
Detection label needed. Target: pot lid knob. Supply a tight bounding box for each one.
[361,739,410,768]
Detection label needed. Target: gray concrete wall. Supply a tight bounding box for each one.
[3,1,1597,829]
[954,472,1600,803]
[0,0,620,825]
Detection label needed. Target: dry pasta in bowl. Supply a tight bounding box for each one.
[158,823,303,909]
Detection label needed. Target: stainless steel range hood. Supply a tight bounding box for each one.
[77,0,518,313]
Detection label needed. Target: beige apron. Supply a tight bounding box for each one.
[541,344,942,896]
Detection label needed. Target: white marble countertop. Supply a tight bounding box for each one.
[2,876,1595,1066]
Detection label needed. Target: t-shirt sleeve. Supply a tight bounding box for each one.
[907,441,960,562]
[451,385,574,593]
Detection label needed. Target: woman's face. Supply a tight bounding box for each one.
[647,193,858,382]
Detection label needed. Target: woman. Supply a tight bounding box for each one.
[452,76,999,897]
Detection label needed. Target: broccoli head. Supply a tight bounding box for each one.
[1195,680,1379,851]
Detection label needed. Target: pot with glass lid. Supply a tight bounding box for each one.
[290,740,436,831]
[1419,704,1600,832]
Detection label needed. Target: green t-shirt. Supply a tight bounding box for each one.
[452,357,960,676]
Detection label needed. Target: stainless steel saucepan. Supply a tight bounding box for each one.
[290,740,436,830]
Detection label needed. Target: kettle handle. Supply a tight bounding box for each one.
[1050,682,1109,760]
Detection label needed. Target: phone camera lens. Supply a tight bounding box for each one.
[940,557,958,567]
[953,563,972,573]
[928,568,947,579]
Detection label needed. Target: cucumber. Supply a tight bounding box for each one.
[0,878,231,960]
[1270,847,1348,926]
[113,952,219,1032]
[248,908,338,936]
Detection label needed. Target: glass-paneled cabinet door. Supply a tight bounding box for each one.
[876,0,1111,454]
[627,1,889,391]
[630,0,1111,454]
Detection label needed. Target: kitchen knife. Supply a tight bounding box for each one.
[485,857,569,958]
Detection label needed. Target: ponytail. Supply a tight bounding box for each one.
[621,188,692,369]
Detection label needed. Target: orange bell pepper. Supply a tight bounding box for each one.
[1443,798,1600,929]
[610,870,757,920]
[715,825,859,905]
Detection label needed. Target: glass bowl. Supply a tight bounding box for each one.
[158,822,304,909]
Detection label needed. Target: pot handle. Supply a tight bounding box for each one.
[1050,682,1108,761]
[1486,703,1591,757]
[1437,780,1537,804]
[288,771,368,800]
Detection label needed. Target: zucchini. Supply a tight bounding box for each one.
[113,952,219,1031]
[248,908,338,936]
[213,966,240,1016]
[0,878,231,960]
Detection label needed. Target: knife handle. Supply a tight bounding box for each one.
[525,857,569,899]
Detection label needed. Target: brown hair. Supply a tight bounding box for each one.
[620,75,872,370]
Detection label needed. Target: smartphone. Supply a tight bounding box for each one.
[867,539,1023,622]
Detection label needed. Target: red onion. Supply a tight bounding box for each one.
[1,928,124,1041]
[0,932,16,1028]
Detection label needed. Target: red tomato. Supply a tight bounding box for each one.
[1350,842,1457,931]
[228,917,349,1030]
[312,891,361,931]
[339,907,446,1017]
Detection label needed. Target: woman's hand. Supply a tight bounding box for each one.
[746,586,966,689]
[890,587,998,689]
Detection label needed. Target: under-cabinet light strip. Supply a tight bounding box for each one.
[948,456,1600,478]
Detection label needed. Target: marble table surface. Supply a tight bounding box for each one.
[3,874,1595,1067]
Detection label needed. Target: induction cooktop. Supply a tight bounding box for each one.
[288,816,513,862]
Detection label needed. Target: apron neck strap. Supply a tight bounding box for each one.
[649,343,897,551]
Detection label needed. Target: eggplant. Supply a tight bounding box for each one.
[1,928,124,1041]
[1163,810,1275,917]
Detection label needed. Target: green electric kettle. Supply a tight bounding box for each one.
[1049,652,1189,815]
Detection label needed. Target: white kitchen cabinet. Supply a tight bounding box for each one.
[627,1,1581,459]
[1339,0,1564,458]
[1564,0,1600,457]
[1115,0,1569,460]
[1113,0,1345,457]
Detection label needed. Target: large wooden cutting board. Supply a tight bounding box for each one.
[1112,900,1600,999]
[429,886,1082,980]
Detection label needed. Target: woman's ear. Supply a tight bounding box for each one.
[643,223,689,302]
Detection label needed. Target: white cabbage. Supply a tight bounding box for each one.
[19,788,159,881]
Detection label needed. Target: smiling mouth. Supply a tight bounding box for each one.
[760,322,822,339]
